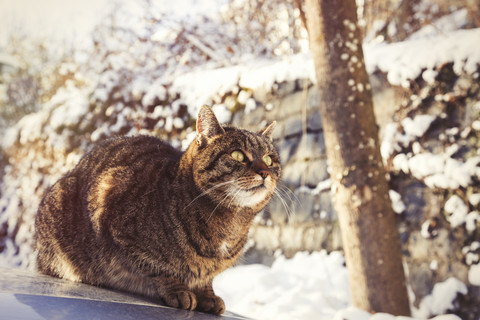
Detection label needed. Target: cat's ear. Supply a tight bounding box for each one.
[259,121,276,141]
[196,105,225,146]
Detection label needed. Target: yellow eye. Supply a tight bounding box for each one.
[231,150,245,162]
[263,155,273,166]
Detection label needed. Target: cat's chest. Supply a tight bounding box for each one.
[219,241,230,257]
[215,233,246,259]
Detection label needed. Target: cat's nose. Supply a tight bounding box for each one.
[251,160,269,179]
[258,169,269,179]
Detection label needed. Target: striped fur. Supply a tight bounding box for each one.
[35,106,280,314]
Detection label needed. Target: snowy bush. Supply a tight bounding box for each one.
[0,35,77,127]
[378,46,480,319]
[220,0,308,56]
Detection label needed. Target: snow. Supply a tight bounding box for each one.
[468,264,480,286]
[172,66,243,113]
[422,69,438,84]
[462,242,480,267]
[237,90,251,105]
[211,104,232,123]
[380,114,435,161]
[444,195,468,227]
[298,179,332,195]
[332,307,372,320]
[49,87,90,129]
[469,193,480,206]
[401,115,436,139]
[425,156,480,189]
[0,52,19,69]
[473,120,480,131]
[420,219,440,239]
[141,81,167,107]
[364,28,480,87]
[245,98,257,114]
[389,152,480,190]
[389,189,406,214]
[416,278,467,318]
[238,54,316,90]
[443,195,480,230]
[465,211,480,233]
[214,251,350,320]
[407,9,469,40]
[214,251,465,320]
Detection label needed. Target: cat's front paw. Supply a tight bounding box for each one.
[163,290,197,311]
[197,294,225,315]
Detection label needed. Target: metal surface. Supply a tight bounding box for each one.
[0,267,248,320]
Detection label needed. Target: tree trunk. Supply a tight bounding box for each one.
[304,0,411,316]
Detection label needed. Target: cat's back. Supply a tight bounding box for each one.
[73,135,182,178]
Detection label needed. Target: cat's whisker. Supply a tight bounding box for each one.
[273,189,294,221]
[234,252,248,265]
[142,188,158,197]
[279,188,298,212]
[277,182,301,206]
[234,177,256,189]
[271,181,302,217]
[283,187,300,219]
[227,188,243,208]
[184,180,237,209]
[273,189,287,216]
[206,191,231,223]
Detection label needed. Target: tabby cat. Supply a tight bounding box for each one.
[35,105,280,314]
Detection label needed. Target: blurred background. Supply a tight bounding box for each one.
[0,0,479,319]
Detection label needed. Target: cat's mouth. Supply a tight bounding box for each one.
[236,175,271,192]
[227,178,271,208]
[244,183,266,192]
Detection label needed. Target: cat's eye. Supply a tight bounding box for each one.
[231,150,245,162]
[263,155,273,166]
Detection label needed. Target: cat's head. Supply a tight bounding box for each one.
[189,105,281,213]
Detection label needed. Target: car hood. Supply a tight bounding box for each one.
[0,267,249,320]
